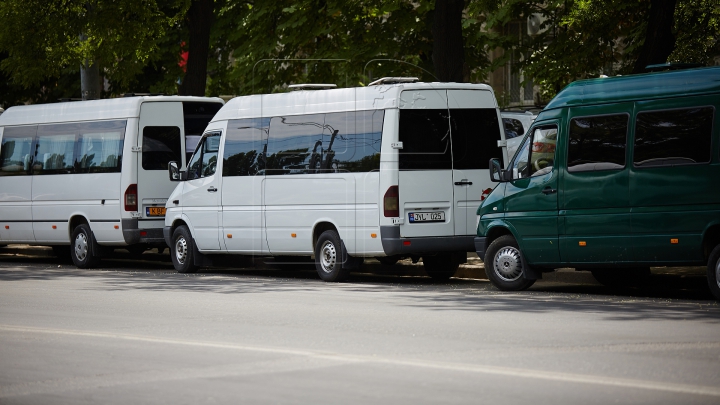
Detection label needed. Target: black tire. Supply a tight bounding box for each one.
[423,254,459,279]
[171,226,197,273]
[484,235,536,291]
[71,224,101,268]
[376,256,399,266]
[52,245,72,262]
[707,245,720,301]
[590,268,650,288]
[315,230,350,282]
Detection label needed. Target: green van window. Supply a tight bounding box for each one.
[511,125,557,178]
[567,114,627,172]
[634,106,714,167]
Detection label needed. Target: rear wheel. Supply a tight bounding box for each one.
[171,226,197,273]
[485,235,535,291]
[315,230,350,282]
[590,268,650,288]
[707,245,720,301]
[71,224,101,268]
[423,254,459,279]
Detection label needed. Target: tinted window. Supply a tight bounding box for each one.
[634,107,714,167]
[187,133,220,180]
[223,118,269,176]
[265,114,325,175]
[451,108,502,170]
[35,124,77,175]
[142,126,182,170]
[322,110,383,173]
[503,118,525,139]
[511,125,557,178]
[568,114,627,172]
[399,109,452,170]
[183,102,223,136]
[0,126,35,176]
[76,120,125,173]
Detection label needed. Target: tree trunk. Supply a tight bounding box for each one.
[432,0,466,82]
[80,58,101,100]
[632,0,677,74]
[179,0,214,96]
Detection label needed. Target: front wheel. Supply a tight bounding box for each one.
[315,230,350,282]
[71,224,101,268]
[484,235,535,291]
[171,226,197,273]
[707,245,720,301]
[423,254,459,279]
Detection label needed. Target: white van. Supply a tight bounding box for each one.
[0,96,224,267]
[164,80,506,281]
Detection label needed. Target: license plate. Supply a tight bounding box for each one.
[408,212,445,223]
[146,207,166,217]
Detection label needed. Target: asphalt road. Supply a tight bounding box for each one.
[1,247,719,404]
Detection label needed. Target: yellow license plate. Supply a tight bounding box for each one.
[146,207,166,217]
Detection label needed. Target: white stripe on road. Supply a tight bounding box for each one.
[1,324,719,398]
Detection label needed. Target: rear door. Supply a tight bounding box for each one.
[397,89,454,238]
[138,102,185,224]
[448,89,503,235]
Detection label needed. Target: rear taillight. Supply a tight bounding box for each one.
[383,186,399,217]
[124,184,138,212]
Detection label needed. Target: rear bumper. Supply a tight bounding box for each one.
[474,237,487,261]
[379,226,475,256]
[121,219,166,245]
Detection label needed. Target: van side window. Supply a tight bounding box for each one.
[0,126,36,176]
[187,133,220,180]
[223,118,269,176]
[511,125,557,179]
[567,114,627,172]
[76,120,125,174]
[266,114,325,175]
[35,124,77,175]
[634,106,714,167]
[142,126,182,170]
[451,108,502,170]
[399,109,452,170]
[322,110,383,173]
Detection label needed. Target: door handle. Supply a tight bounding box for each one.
[207,186,217,192]
[541,187,557,195]
[454,181,473,186]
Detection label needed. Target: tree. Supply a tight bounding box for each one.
[179,0,215,96]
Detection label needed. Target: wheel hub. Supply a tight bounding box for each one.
[175,237,188,265]
[74,233,88,261]
[320,241,337,273]
[494,246,523,282]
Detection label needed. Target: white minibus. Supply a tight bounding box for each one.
[164,79,506,281]
[0,96,224,267]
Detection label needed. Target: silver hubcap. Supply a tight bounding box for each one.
[175,237,188,265]
[320,241,337,273]
[493,246,523,282]
[716,259,720,290]
[74,232,88,261]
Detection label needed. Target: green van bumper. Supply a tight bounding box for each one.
[474,237,487,261]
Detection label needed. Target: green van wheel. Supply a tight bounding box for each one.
[485,235,536,291]
[707,245,720,301]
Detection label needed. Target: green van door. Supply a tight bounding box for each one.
[559,103,633,265]
[504,123,560,265]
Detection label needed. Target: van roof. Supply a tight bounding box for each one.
[0,96,224,127]
[544,65,720,111]
[213,82,494,122]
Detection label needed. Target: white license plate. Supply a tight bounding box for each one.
[408,212,445,223]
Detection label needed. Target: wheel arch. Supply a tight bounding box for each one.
[312,221,339,251]
[68,215,90,242]
[702,222,720,261]
[484,221,518,251]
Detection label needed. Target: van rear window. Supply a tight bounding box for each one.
[451,108,502,170]
[399,109,452,170]
[634,107,714,167]
[142,126,182,170]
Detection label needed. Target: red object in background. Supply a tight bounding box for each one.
[179,41,188,73]
[480,188,493,201]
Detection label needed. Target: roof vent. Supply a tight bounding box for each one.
[288,84,337,90]
[368,77,419,86]
[645,63,704,72]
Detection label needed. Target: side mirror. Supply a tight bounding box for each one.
[489,158,507,182]
[168,161,185,182]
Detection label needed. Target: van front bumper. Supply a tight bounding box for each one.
[380,226,475,256]
[121,219,166,245]
[474,237,487,261]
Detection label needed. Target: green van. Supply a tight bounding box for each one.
[475,65,720,300]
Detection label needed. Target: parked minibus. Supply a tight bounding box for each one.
[0,96,224,267]
[475,65,720,300]
[164,79,506,281]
